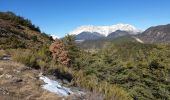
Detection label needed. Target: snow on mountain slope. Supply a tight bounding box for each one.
[69,24,141,37]
[132,36,144,43]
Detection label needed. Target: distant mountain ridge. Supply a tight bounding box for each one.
[71,23,170,43]
[77,23,170,50]
[139,24,170,43]
[69,24,142,40]
[75,32,104,40]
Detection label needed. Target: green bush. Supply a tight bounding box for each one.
[31,36,38,42]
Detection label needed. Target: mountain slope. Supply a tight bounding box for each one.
[0,12,53,49]
[75,32,105,40]
[77,35,142,50]
[107,30,131,38]
[139,24,170,43]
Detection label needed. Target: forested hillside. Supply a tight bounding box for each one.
[77,42,170,99]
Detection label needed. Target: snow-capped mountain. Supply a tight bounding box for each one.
[69,24,142,38]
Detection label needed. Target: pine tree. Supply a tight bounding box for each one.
[63,35,80,67]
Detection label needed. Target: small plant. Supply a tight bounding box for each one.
[31,36,38,42]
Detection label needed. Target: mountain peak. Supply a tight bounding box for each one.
[69,23,141,37]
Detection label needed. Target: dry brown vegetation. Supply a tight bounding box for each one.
[0,61,63,100]
[50,39,70,66]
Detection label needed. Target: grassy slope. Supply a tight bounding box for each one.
[0,12,53,49]
[0,61,63,100]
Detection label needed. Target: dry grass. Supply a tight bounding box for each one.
[0,50,7,57]
[0,61,62,100]
[0,61,26,68]
[84,90,104,100]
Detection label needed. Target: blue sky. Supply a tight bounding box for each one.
[0,0,170,37]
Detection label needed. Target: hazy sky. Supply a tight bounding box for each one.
[0,0,170,37]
